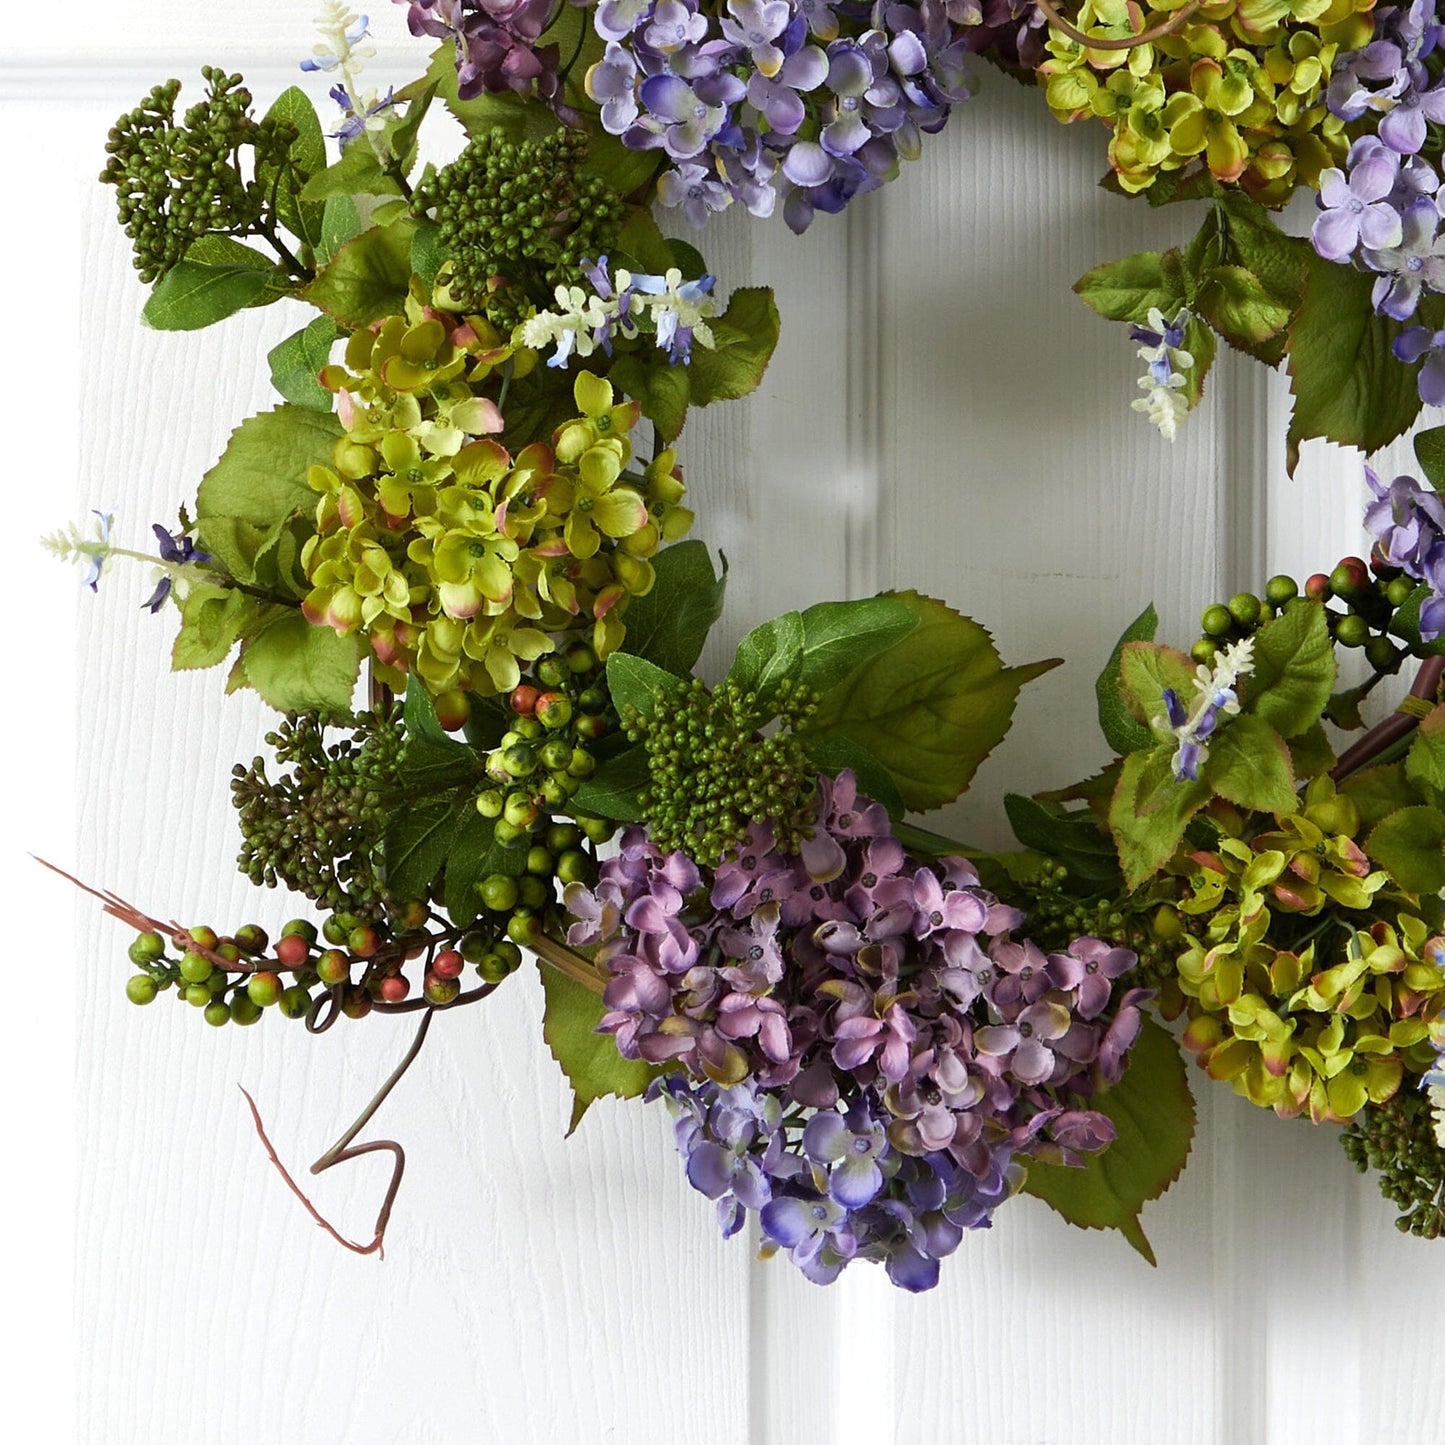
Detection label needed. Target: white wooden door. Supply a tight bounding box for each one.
[6,3,1443,1440]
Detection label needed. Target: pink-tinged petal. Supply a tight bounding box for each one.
[974,1024,1019,1057]
[800,829,847,882]
[1010,1037,1055,1085]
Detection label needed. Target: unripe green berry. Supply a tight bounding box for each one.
[517,875,548,909]
[1265,575,1298,605]
[248,971,285,1008]
[1227,592,1261,628]
[129,931,166,965]
[278,985,313,1019]
[556,849,591,885]
[1335,613,1370,648]
[184,983,212,1008]
[189,925,219,950]
[204,999,231,1028]
[316,949,351,986]
[126,975,159,1006]
[1201,604,1233,638]
[507,909,541,945]
[281,918,318,944]
[475,788,505,818]
[229,993,262,1026]
[1191,639,1218,667]
[178,951,214,985]
[478,873,519,911]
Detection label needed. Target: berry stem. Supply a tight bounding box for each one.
[1330,656,1445,783]
[530,931,606,994]
[1033,0,1202,51]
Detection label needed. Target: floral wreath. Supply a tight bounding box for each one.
[52,0,1445,1292]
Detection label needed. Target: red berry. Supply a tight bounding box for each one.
[378,974,410,1003]
[432,949,464,979]
[1304,573,1332,600]
[508,684,539,717]
[348,925,382,958]
[434,689,470,731]
[275,932,312,969]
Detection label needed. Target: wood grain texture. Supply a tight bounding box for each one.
[11,8,1444,1441]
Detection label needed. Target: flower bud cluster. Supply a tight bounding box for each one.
[564,769,1149,1289]
[301,289,691,696]
[1341,1085,1445,1238]
[1167,781,1445,1123]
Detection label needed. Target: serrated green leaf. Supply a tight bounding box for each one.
[1196,263,1294,349]
[403,674,451,745]
[195,406,341,587]
[800,734,906,819]
[238,609,362,713]
[300,143,400,203]
[410,221,444,288]
[1246,600,1336,738]
[1387,583,1445,658]
[1004,793,1121,885]
[605,652,684,720]
[798,592,1059,812]
[1118,641,1196,733]
[318,194,363,265]
[1340,763,1421,831]
[1285,251,1422,472]
[382,793,469,901]
[444,810,521,924]
[1203,714,1297,812]
[1022,1016,1195,1265]
[569,743,649,822]
[170,585,260,671]
[616,541,725,675]
[607,352,692,442]
[539,962,658,1133]
[1109,747,1210,889]
[266,315,340,411]
[305,218,415,327]
[795,597,920,696]
[1096,604,1159,755]
[1288,722,1336,780]
[1367,804,1445,892]
[1407,704,1445,799]
[1414,426,1445,489]
[687,287,781,412]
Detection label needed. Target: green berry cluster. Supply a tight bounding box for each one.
[412,128,623,329]
[1342,1088,1445,1239]
[624,675,820,868]
[231,704,405,921]
[100,68,306,283]
[1192,555,1424,674]
[122,910,521,1024]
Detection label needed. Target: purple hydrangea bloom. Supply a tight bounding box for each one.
[1395,325,1445,405]
[1313,154,1406,262]
[1363,464,1445,639]
[1364,199,1445,320]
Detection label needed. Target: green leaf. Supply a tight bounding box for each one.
[605,652,685,720]
[266,315,340,411]
[1073,250,1186,324]
[1245,600,1336,738]
[607,352,693,443]
[1288,722,1336,781]
[382,794,469,902]
[800,734,907,819]
[403,674,451,745]
[388,82,437,173]
[143,255,282,331]
[1109,747,1210,890]
[614,206,675,273]
[1208,196,1308,364]
[1203,714,1297,813]
[1022,1016,1195,1265]
[726,611,804,716]
[318,194,363,265]
[1117,641,1196,733]
[570,743,649,822]
[1196,264,1295,351]
[1407,705,1445,799]
[195,405,341,587]
[410,221,444,289]
[1285,251,1422,472]
[795,597,920,696]
[1003,793,1121,885]
[305,218,415,327]
[616,541,725,675]
[260,86,326,247]
[1096,604,1159,756]
[238,609,362,713]
[170,585,261,671]
[1340,763,1420,831]
[1414,425,1445,489]
[797,592,1059,812]
[1387,583,1445,658]
[540,963,659,1134]
[300,143,401,203]
[444,810,522,925]
[666,238,708,279]
[1367,805,1445,893]
[687,287,781,411]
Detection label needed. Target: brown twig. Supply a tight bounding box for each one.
[1034,0,1202,51]
[1330,656,1445,782]
[240,1008,437,1257]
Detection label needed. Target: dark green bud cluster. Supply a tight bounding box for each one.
[1341,1088,1445,1239]
[1192,556,1420,674]
[624,675,820,869]
[231,704,405,921]
[100,68,305,283]
[412,128,624,330]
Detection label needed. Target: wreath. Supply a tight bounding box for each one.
[53,0,1445,1292]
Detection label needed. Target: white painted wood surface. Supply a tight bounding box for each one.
[7,2,1444,1439]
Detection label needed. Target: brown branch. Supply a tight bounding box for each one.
[1034,0,1202,51]
[1330,656,1445,783]
[241,1008,438,1258]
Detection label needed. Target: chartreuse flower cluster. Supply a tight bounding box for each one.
[1162,785,1445,1123]
[301,290,691,696]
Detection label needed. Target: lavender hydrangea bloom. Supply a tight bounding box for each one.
[1313,154,1406,262]
[1364,200,1445,320]
[568,772,1146,1290]
[1363,464,1445,638]
[1395,325,1445,405]
[1378,76,1445,155]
